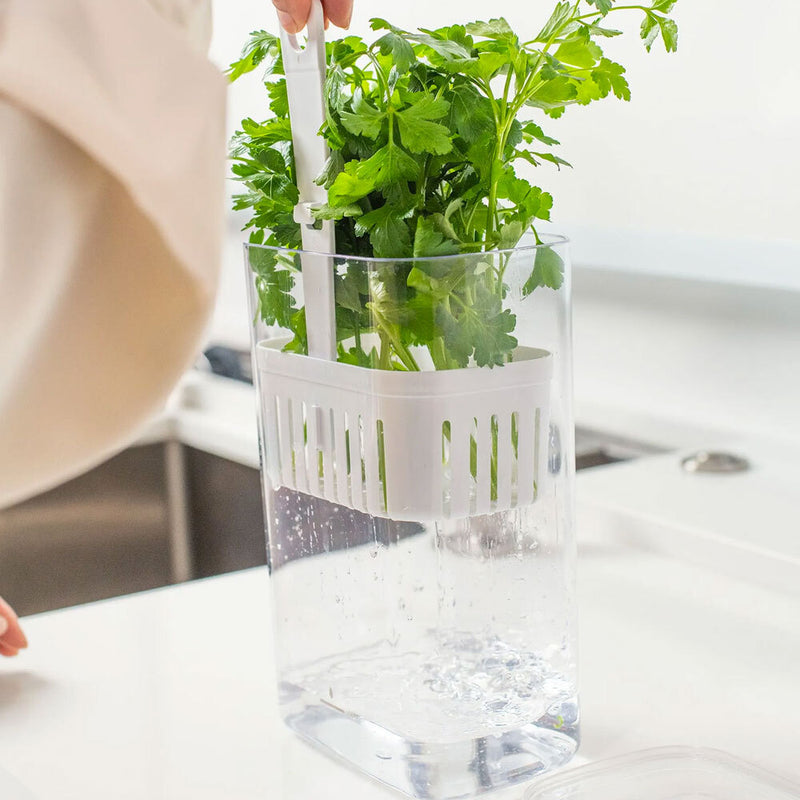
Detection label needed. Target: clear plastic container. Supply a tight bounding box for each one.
[245,236,578,799]
[524,746,800,800]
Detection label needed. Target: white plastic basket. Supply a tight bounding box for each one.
[257,339,553,522]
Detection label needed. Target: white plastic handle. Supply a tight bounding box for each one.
[279,0,337,361]
[279,1,329,208]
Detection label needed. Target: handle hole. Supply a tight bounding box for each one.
[284,32,308,54]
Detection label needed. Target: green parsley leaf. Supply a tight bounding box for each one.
[328,162,375,205]
[356,203,414,257]
[522,247,565,295]
[357,143,420,187]
[651,0,677,13]
[395,94,453,155]
[641,11,678,52]
[413,217,460,257]
[315,150,345,189]
[534,2,575,43]
[248,246,298,329]
[340,89,385,138]
[587,0,613,14]
[374,31,416,73]
[574,73,603,104]
[592,58,630,100]
[555,36,603,68]
[448,82,495,144]
[527,77,578,112]
[465,18,516,40]
[658,17,679,52]
[521,121,560,147]
[266,81,289,117]
[226,31,280,81]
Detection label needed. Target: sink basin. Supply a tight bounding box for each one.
[0,443,265,616]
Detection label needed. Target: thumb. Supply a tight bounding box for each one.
[0,616,8,636]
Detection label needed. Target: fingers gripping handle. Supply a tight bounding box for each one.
[279,0,337,361]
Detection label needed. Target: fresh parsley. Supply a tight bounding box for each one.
[229,0,678,371]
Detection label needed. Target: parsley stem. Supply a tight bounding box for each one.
[416,155,431,207]
[366,50,391,104]
[354,319,363,353]
[518,3,653,40]
[371,306,420,371]
[476,77,502,128]
[584,4,651,15]
[430,337,450,371]
[501,68,514,114]
[496,252,512,289]
[378,332,392,370]
[465,202,481,239]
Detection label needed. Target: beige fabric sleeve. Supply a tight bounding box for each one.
[145,0,213,52]
[0,0,226,508]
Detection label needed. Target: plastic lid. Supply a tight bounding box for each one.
[524,747,800,800]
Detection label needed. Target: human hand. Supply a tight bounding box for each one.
[0,596,27,658]
[272,0,352,33]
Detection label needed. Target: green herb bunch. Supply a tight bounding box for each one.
[229,0,678,370]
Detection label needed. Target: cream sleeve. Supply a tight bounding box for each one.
[145,0,214,52]
[0,0,226,508]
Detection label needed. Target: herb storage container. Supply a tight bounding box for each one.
[245,235,577,799]
[524,746,800,800]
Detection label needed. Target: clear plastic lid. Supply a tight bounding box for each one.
[524,747,800,800]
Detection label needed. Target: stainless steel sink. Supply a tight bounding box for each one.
[574,425,666,470]
[0,443,266,616]
[0,409,664,616]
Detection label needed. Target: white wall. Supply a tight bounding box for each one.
[572,270,800,445]
[546,2,800,241]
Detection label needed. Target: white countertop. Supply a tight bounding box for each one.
[1,509,798,799]
[2,372,799,798]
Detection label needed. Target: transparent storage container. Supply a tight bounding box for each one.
[524,746,800,800]
[245,236,578,799]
